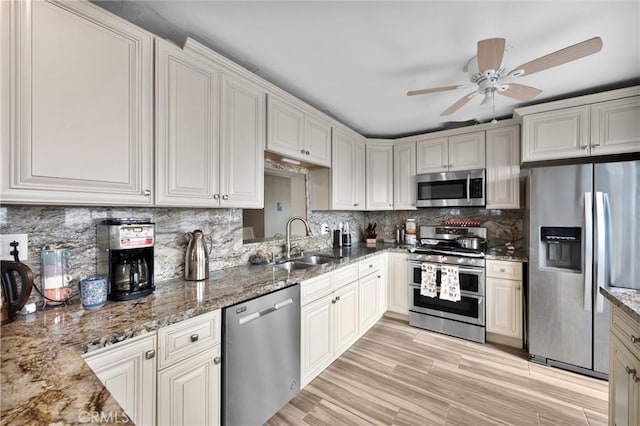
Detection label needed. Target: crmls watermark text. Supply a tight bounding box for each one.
[78,411,131,424]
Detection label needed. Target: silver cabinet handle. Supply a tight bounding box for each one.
[592,143,600,149]
[353,203,359,206]
[442,164,447,168]
[213,194,219,200]
[190,334,199,342]
[300,149,305,154]
[377,275,381,279]
[625,366,639,383]
[631,335,640,344]
[499,268,506,272]
[222,195,229,200]
[335,296,340,301]
[214,356,221,365]
[305,150,310,155]
[331,298,337,304]
[369,264,373,268]
[145,350,156,360]
[143,189,151,196]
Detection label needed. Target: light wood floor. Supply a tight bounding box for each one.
[268,316,609,426]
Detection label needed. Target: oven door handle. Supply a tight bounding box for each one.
[413,263,483,275]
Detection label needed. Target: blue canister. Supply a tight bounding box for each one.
[78,276,108,309]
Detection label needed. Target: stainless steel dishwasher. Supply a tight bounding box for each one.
[222,284,300,426]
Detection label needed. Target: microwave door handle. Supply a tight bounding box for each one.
[466,174,471,203]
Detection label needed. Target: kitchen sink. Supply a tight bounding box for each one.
[274,255,335,271]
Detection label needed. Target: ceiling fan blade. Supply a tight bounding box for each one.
[508,36,603,77]
[441,92,477,116]
[407,85,463,96]
[498,83,543,101]
[477,38,506,72]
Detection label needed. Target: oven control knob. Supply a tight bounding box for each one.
[425,255,431,261]
[442,257,447,262]
[470,259,476,264]
[457,258,464,264]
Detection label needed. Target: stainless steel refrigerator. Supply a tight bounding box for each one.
[528,160,640,378]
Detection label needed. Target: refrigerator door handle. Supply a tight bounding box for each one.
[595,191,606,313]
[466,174,471,203]
[584,192,593,312]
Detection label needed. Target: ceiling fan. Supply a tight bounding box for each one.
[407,36,603,117]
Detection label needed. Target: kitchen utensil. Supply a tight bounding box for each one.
[1,260,34,324]
[78,276,108,309]
[456,236,486,250]
[185,230,212,281]
[333,229,342,248]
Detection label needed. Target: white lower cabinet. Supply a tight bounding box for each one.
[334,281,359,356]
[157,310,221,426]
[486,260,523,346]
[609,304,640,426]
[157,347,221,426]
[358,254,386,337]
[83,334,157,426]
[301,292,336,388]
[387,252,409,315]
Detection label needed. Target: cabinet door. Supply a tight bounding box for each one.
[448,132,485,171]
[359,272,380,335]
[334,281,359,357]
[301,294,334,387]
[219,72,265,208]
[387,252,409,315]
[365,143,394,210]
[486,277,522,339]
[393,141,417,210]
[522,106,590,162]
[157,346,221,426]
[83,334,157,426]
[267,96,304,160]
[1,0,153,205]
[304,114,332,167]
[591,97,640,156]
[331,128,356,210]
[486,125,520,209]
[155,39,220,207]
[610,335,640,426]
[416,138,448,173]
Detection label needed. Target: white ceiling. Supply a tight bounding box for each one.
[94,1,640,138]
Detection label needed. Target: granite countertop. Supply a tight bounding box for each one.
[485,247,529,262]
[600,287,640,324]
[0,243,396,425]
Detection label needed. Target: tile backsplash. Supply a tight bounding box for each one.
[1,204,522,304]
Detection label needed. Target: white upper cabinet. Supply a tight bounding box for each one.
[416,132,485,173]
[219,72,265,208]
[486,125,520,209]
[1,0,153,205]
[521,106,590,162]
[157,40,265,208]
[365,141,394,211]
[517,88,640,162]
[331,127,365,210]
[267,96,331,167]
[591,97,640,155]
[393,141,417,210]
[155,39,220,207]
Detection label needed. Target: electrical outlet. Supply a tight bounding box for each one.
[0,234,29,261]
[320,223,330,235]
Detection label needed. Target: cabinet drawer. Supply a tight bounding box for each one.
[358,255,381,278]
[612,305,640,356]
[333,264,358,290]
[486,260,522,280]
[301,273,334,306]
[158,310,221,370]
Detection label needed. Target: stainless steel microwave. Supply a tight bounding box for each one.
[416,168,485,207]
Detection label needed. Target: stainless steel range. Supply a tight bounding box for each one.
[408,225,487,343]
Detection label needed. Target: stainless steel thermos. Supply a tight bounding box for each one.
[185,230,211,281]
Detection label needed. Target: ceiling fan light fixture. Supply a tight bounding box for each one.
[509,69,525,78]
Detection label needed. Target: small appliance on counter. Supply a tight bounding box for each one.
[184,230,212,281]
[1,260,34,324]
[97,219,155,301]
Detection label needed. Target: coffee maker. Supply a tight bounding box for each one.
[97,219,155,301]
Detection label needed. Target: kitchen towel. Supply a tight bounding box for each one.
[421,263,438,298]
[439,265,461,302]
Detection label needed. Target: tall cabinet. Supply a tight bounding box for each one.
[331,127,365,210]
[1,0,153,205]
[365,140,394,210]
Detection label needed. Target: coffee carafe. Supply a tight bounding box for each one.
[185,230,212,281]
[97,219,155,301]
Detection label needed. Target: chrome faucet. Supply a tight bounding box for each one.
[285,216,313,259]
